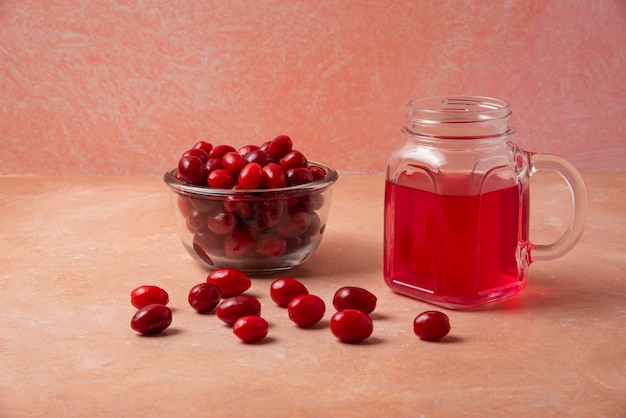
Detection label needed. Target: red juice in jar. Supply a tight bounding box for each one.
[383,179,530,308]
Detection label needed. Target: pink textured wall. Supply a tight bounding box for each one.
[1,0,625,175]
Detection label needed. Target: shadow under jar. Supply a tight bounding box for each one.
[164,162,338,274]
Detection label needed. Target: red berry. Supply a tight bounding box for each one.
[238,162,263,189]
[224,226,256,257]
[222,151,246,176]
[308,165,327,181]
[189,196,221,213]
[177,196,195,218]
[259,199,284,228]
[188,283,221,313]
[237,144,260,157]
[330,309,373,343]
[259,140,271,151]
[232,315,269,343]
[234,200,256,219]
[270,278,308,308]
[276,209,312,238]
[216,295,261,325]
[332,286,377,314]
[193,140,213,155]
[205,158,223,173]
[192,230,224,263]
[255,235,287,257]
[182,148,210,164]
[207,169,235,189]
[178,155,208,185]
[206,208,237,235]
[244,149,273,166]
[185,208,208,232]
[287,294,325,328]
[286,167,314,186]
[209,144,237,159]
[267,135,293,159]
[130,285,169,309]
[131,304,172,335]
[279,150,307,172]
[206,267,251,297]
[261,163,287,189]
[413,311,451,341]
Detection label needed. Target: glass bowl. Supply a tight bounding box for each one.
[164,162,338,273]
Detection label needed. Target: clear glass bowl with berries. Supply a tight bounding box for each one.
[164,135,339,273]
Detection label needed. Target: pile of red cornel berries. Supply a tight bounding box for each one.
[171,134,332,266]
[175,134,326,189]
[129,268,451,344]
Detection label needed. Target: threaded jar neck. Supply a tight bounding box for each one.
[404,96,513,139]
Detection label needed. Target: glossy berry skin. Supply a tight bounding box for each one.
[205,158,223,173]
[178,155,208,186]
[238,163,263,189]
[131,304,172,335]
[270,278,309,308]
[287,294,325,328]
[216,296,261,325]
[237,144,259,157]
[130,285,169,309]
[188,283,222,313]
[267,134,293,159]
[209,144,237,160]
[413,311,451,341]
[308,165,327,181]
[286,167,314,186]
[279,150,307,172]
[206,268,251,297]
[182,148,209,164]
[221,152,246,175]
[330,309,373,343]
[244,149,273,166]
[232,315,269,344]
[332,286,377,314]
[261,163,287,189]
[207,169,235,189]
[193,140,213,155]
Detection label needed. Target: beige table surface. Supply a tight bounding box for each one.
[0,172,624,417]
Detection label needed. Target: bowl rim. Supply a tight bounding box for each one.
[163,160,338,198]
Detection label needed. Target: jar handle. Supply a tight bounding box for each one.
[529,153,588,261]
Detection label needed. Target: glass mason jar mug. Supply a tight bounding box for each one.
[384,96,587,309]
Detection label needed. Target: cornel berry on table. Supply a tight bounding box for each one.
[129,269,452,344]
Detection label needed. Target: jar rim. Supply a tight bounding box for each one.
[407,96,511,124]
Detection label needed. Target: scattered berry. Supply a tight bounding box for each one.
[270,278,309,308]
[287,294,325,328]
[188,283,221,313]
[233,315,269,344]
[130,285,169,309]
[413,311,451,341]
[206,268,251,297]
[131,304,172,335]
[331,309,373,343]
[332,286,377,314]
[216,295,262,325]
